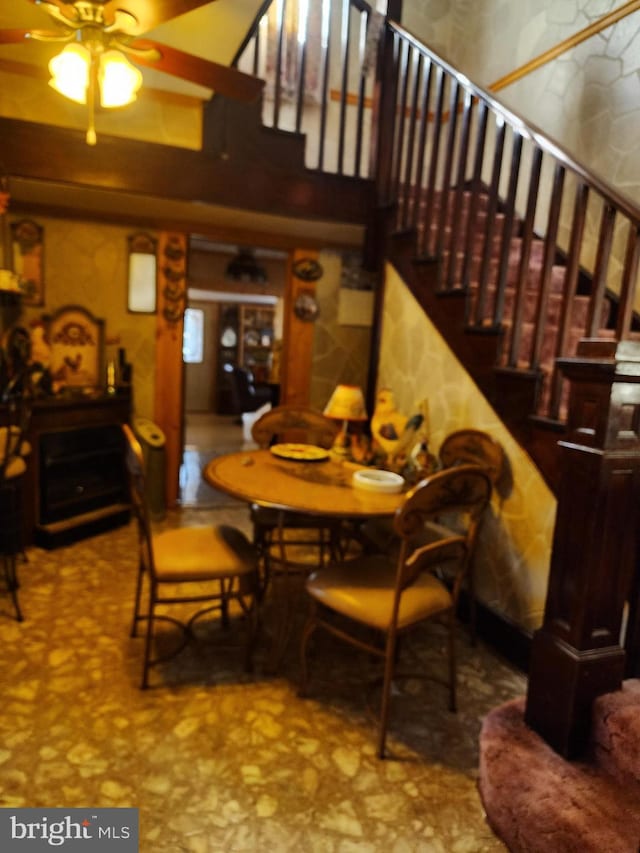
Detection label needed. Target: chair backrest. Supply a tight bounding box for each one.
[251,405,340,449]
[0,388,32,482]
[439,429,506,492]
[393,464,492,594]
[122,423,154,571]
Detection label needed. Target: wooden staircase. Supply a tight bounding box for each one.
[369,22,640,494]
[387,185,622,490]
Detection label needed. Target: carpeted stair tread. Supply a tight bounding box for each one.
[479,695,640,852]
[591,680,640,792]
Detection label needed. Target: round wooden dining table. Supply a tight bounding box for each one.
[204,447,406,670]
[203,447,405,519]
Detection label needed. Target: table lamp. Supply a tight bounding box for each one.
[323,384,368,455]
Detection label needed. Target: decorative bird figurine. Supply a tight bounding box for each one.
[371,388,408,464]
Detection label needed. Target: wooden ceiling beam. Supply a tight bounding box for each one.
[0,117,373,233]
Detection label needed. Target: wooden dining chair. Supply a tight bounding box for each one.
[122,423,260,688]
[299,464,492,758]
[0,386,32,622]
[438,428,507,642]
[249,405,341,589]
[438,429,506,494]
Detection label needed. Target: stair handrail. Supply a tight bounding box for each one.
[385,19,640,224]
[489,0,640,93]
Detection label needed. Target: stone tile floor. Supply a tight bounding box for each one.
[0,506,526,852]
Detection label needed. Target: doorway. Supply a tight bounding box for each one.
[180,240,287,507]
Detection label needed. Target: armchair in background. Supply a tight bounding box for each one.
[224,364,273,419]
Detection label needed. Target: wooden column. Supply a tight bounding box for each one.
[525,339,640,757]
[154,232,187,508]
[280,249,320,406]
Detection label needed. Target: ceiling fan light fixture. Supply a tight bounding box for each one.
[48,43,90,104]
[99,50,142,108]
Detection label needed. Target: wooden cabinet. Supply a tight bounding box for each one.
[216,302,275,413]
[239,304,275,383]
[23,393,132,548]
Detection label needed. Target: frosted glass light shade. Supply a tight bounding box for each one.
[99,50,143,107]
[48,44,142,108]
[48,44,90,104]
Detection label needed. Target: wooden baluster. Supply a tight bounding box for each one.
[507,145,543,368]
[473,114,505,326]
[353,7,369,179]
[492,129,523,328]
[398,49,423,231]
[337,0,352,175]
[548,181,589,419]
[412,56,433,254]
[317,0,332,172]
[423,64,446,257]
[444,88,474,291]
[531,163,565,378]
[586,203,615,337]
[459,100,488,293]
[433,77,460,264]
[615,222,640,341]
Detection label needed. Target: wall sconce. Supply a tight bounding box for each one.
[127,232,157,314]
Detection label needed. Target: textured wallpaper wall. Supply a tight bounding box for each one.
[379,264,556,632]
[13,216,158,420]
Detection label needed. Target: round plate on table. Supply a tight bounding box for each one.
[269,443,330,462]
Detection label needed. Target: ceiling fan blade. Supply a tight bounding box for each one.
[102,1,216,34]
[0,29,32,45]
[131,40,264,102]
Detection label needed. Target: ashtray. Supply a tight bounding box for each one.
[352,468,404,494]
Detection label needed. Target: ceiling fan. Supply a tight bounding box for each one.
[0,0,264,144]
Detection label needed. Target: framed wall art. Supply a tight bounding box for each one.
[11,218,44,306]
[48,305,105,390]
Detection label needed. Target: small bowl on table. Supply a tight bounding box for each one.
[352,468,405,494]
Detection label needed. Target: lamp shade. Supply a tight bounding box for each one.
[323,384,368,422]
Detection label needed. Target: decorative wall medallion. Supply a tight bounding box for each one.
[163,282,183,301]
[292,257,323,282]
[294,291,319,322]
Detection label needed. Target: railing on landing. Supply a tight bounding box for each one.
[236,0,380,177]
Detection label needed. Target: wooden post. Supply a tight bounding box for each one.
[280,249,320,406]
[154,232,187,509]
[525,339,640,757]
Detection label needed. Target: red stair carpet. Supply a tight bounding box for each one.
[478,681,640,852]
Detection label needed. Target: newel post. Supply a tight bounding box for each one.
[525,339,640,758]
